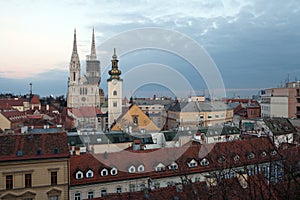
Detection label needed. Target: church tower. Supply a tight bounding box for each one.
[107,48,122,128]
[69,29,81,85]
[86,28,101,84]
[67,29,101,108]
[67,29,81,108]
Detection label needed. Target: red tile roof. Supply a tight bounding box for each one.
[0,132,69,162]
[0,109,27,122]
[30,95,41,104]
[70,137,283,186]
[69,106,102,118]
[0,98,27,107]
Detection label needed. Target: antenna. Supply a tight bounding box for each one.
[29,82,32,98]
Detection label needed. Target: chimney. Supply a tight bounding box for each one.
[75,147,80,155]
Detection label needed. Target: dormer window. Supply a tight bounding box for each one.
[200,158,209,166]
[233,155,240,162]
[168,162,178,170]
[110,168,118,176]
[270,150,277,156]
[218,156,226,164]
[155,163,166,172]
[86,169,94,178]
[128,166,136,173]
[101,168,108,176]
[188,159,198,168]
[247,152,255,160]
[137,165,145,172]
[75,170,84,179]
[261,151,267,157]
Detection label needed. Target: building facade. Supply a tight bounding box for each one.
[261,82,300,118]
[166,100,234,130]
[67,29,102,108]
[0,132,69,200]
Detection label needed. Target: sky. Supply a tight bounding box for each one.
[0,0,300,98]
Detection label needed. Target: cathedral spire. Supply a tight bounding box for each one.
[90,28,97,60]
[70,28,80,65]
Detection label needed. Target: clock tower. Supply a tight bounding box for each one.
[107,48,123,128]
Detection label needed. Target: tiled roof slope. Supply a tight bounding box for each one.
[0,132,69,162]
[1,109,27,122]
[69,106,102,118]
[70,137,284,186]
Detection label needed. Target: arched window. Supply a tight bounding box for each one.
[113,90,117,96]
[101,168,108,176]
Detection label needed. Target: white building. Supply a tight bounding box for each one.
[261,95,288,118]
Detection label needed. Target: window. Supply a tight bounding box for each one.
[233,155,240,162]
[208,114,212,119]
[140,183,146,191]
[155,163,165,172]
[6,175,13,190]
[248,153,255,160]
[133,116,138,124]
[218,156,226,164]
[129,184,135,192]
[73,72,76,81]
[113,101,117,107]
[101,189,107,197]
[101,168,108,176]
[116,187,122,193]
[25,173,32,188]
[200,158,209,166]
[168,162,178,170]
[188,159,198,168]
[270,150,277,156]
[86,170,94,178]
[215,114,219,118]
[261,151,267,157]
[113,90,117,96]
[128,166,136,173]
[75,171,83,179]
[154,182,160,189]
[110,168,118,176]
[87,191,94,199]
[74,192,81,200]
[50,196,58,200]
[51,171,57,185]
[137,165,144,172]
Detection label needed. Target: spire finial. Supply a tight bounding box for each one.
[90,27,97,60]
[112,48,117,59]
[73,28,77,53]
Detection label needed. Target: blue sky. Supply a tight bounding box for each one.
[0,0,300,98]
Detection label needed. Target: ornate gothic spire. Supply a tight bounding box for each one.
[70,29,80,67]
[108,48,121,80]
[90,28,97,60]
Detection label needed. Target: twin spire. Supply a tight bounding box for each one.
[90,28,97,60]
[71,28,97,63]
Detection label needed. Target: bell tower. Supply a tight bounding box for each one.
[69,29,81,85]
[107,48,122,128]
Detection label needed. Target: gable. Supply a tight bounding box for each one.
[111,104,159,132]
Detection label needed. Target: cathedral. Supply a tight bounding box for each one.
[67,29,123,130]
[67,29,102,108]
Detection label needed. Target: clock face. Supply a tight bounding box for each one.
[112,79,117,85]
[81,97,86,102]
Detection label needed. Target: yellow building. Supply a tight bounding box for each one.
[166,100,233,129]
[0,132,69,200]
[111,104,160,132]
